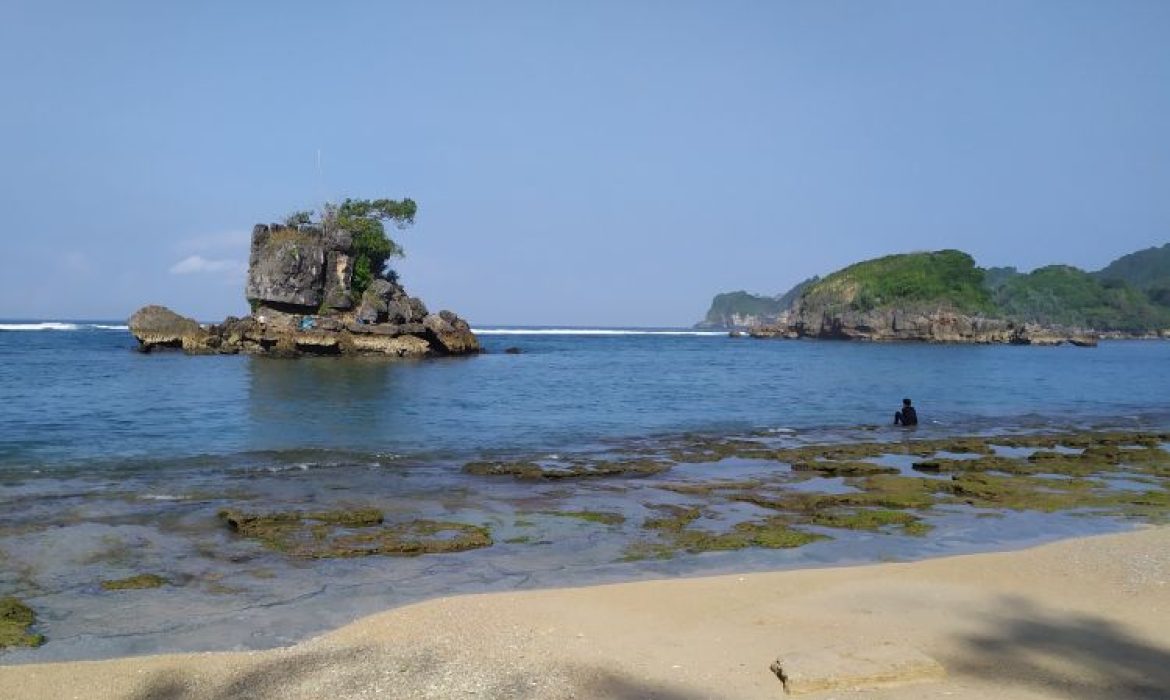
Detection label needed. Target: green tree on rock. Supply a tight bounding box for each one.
[324,197,418,295]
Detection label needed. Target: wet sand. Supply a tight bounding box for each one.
[3,525,1168,699]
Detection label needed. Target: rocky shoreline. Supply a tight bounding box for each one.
[129,222,479,357]
[741,307,1107,346]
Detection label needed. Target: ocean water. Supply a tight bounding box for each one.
[1,322,1169,662]
[4,323,1169,470]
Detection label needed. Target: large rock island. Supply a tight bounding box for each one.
[130,218,479,358]
[701,246,1170,345]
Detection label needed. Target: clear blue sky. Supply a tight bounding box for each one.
[2,1,1168,325]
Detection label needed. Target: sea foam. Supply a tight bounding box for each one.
[0,322,81,331]
[0,322,128,331]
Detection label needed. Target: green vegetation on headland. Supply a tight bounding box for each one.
[699,243,1170,334]
[1096,242,1170,302]
[803,250,994,315]
[0,597,43,648]
[991,265,1170,332]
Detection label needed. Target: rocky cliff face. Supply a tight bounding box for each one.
[695,291,787,329]
[748,304,1097,346]
[129,223,479,357]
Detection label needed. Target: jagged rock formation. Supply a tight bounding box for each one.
[129,223,479,357]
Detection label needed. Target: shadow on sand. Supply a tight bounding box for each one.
[946,595,1170,700]
[129,645,711,700]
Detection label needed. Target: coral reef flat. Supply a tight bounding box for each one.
[2,426,1169,665]
[2,526,1167,699]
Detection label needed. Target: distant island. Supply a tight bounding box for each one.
[697,243,1170,344]
[129,198,479,357]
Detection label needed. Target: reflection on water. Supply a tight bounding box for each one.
[247,357,412,450]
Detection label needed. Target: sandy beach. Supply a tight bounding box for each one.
[2,526,1167,699]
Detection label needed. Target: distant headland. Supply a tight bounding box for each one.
[699,244,1170,345]
[129,198,479,357]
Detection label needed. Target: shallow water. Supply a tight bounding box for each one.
[1,324,1169,662]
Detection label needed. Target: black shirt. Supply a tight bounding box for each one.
[897,406,918,426]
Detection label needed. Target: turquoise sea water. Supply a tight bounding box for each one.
[4,323,1170,470]
[1,322,1169,662]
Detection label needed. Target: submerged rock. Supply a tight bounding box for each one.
[0,597,44,649]
[101,573,168,591]
[218,508,492,558]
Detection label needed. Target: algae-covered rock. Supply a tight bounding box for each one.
[810,508,932,536]
[0,597,44,649]
[462,461,546,479]
[642,505,703,532]
[791,460,899,477]
[672,518,826,553]
[948,473,1114,511]
[101,573,168,591]
[541,510,626,526]
[219,508,491,558]
[629,503,825,558]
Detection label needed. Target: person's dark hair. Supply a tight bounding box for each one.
[903,398,912,406]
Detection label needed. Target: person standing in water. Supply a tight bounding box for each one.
[895,398,918,426]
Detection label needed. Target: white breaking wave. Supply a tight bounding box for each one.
[0,322,80,331]
[0,322,128,331]
[471,328,727,337]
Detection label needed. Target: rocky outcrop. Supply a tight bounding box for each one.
[130,222,479,358]
[696,278,819,329]
[747,306,1098,346]
[423,311,479,354]
[696,291,788,330]
[246,224,324,308]
[128,305,212,353]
